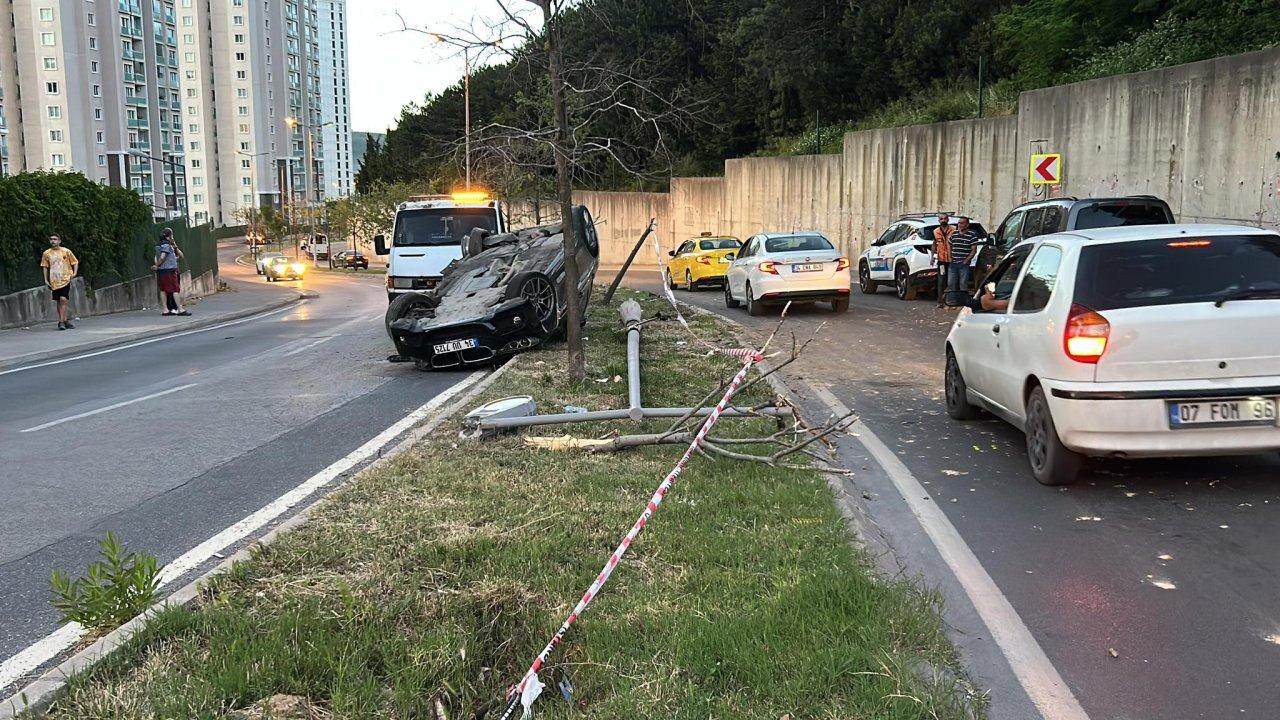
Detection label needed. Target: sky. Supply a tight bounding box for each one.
[348,1,534,134]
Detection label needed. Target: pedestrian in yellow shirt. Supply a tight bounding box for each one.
[40,235,79,330]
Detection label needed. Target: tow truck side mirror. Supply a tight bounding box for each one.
[374,234,388,256]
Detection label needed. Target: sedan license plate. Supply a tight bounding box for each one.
[1167,397,1277,429]
[433,338,479,354]
[792,263,823,273]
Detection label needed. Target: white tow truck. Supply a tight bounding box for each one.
[374,192,508,302]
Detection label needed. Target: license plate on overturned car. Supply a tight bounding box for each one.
[433,338,479,354]
[1167,397,1278,429]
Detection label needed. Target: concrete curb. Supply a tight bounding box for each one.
[0,292,311,373]
[0,357,518,718]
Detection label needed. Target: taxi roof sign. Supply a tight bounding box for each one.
[1030,153,1062,186]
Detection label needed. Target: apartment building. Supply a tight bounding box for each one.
[0,0,188,220]
[317,0,350,199]
[177,0,349,227]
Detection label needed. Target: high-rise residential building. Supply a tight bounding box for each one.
[0,0,188,220]
[317,0,351,200]
[179,0,331,227]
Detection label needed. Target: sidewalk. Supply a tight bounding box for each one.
[0,279,308,372]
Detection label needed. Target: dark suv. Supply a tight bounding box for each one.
[976,196,1174,287]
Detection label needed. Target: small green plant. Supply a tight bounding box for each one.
[50,532,160,632]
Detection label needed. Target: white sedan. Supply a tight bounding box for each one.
[945,225,1280,485]
[723,232,851,315]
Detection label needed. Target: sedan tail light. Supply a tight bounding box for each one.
[697,255,712,265]
[835,256,850,272]
[758,261,780,275]
[1064,303,1110,363]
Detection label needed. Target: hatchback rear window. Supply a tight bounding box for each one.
[765,235,833,253]
[1074,234,1280,310]
[1073,202,1170,230]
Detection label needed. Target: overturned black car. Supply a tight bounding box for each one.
[384,205,600,370]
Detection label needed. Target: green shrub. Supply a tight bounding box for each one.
[50,532,160,633]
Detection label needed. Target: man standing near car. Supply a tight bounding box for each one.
[932,214,955,307]
[947,216,981,306]
[40,235,79,330]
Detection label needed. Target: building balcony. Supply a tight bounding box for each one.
[125,93,148,106]
[118,0,141,13]
[133,141,152,152]
[123,48,145,61]
[122,26,143,39]
[127,117,150,129]
[170,98,181,110]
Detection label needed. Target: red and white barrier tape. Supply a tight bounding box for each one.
[499,354,760,719]
[652,236,760,361]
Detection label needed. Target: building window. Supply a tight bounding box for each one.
[183,33,193,44]
[47,105,61,118]
[91,60,99,72]
[239,123,249,132]
[190,140,200,150]
[237,88,248,98]
[51,153,65,166]
[191,158,201,168]
[96,131,105,143]
[241,159,250,168]
[88,37,97,49]
[94,108,103,120]
[184,52,195,62]
[186,88,197,97]
[241,177,251,186]
[234,34,245,43]
[233,15,243,25]
[188,123,198,132]
[237,105,248,115]
[39,7,54,21]
[183,16,192,26]
[98,154,107,166]
[87,12,95,25]
[50,129,63,142]
[193,194,203,204]
[43,57,57,70]
[41,32,56,46]
[191,176,203,186]
[45,81,59,94]
[235,52,245,61]
[185,70,196,79]
[239,141,249,151]
[92,85,101,97]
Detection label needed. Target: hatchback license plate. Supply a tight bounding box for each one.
[792,263,823,273]
[434,338,479,354]
[1167,397,1278,429]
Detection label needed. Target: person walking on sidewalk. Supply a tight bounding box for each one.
[153,228,190,316]
[40,235,79,330]
[932,214,955,307]
[947,216,981,305]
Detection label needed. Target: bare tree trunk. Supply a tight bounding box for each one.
[540,0,586,382]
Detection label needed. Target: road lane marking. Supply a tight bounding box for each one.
[0,369,485,693]
[19,384,199,433]
[281,335,336,357]
[0,304,296,377]
[809,385,1090,720]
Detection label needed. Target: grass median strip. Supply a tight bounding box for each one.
[33,288,985,719]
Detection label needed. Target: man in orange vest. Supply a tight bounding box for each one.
[932,214,955,307]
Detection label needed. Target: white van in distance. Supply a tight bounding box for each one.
[375,192,507,302]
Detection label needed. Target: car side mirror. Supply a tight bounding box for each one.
[374,234,388,256]
[667,250,675,257]
[724,252,735,262]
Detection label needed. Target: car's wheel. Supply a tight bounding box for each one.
[684,269,695,292]
[895,263,917,300]
[505,271,558,335]
[724,279,740,308]
[745,282,766,316]
[1025,386,1083,486]
[858,262,878,294]
[945,351,980,420]
[831,297,850,313]
[384,291,436,336]
[665,268,677,290]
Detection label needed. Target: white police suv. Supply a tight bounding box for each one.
[858,214,987,300]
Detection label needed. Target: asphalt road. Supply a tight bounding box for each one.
[622,268,1280,720]
[0,246,469,675]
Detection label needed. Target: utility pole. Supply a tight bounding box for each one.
[977,55,987,119]
[464,46,471,190]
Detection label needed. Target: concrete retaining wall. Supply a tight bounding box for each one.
[578,48,1280,265]
[0,269,219,330]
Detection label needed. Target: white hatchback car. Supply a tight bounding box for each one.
[945,225,1280,485]
[724,232,851,315]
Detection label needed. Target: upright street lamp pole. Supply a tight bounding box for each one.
[464,46,471,190]
[236,149,272,251]
[287,117,333,267]
[128,150,189,224]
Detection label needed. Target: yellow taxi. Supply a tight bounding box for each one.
[664,233,741,291]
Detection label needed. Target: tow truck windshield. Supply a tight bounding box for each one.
[393,208,500,247]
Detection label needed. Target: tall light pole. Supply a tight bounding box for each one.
[432,36,501,190]
[286,117,334,266]
[128,150,189,224]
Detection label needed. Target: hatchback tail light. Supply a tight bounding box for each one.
[697,255,712,265]
[835,256,850,271]
[1064,303,1110,363]
[758,261,779,275]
